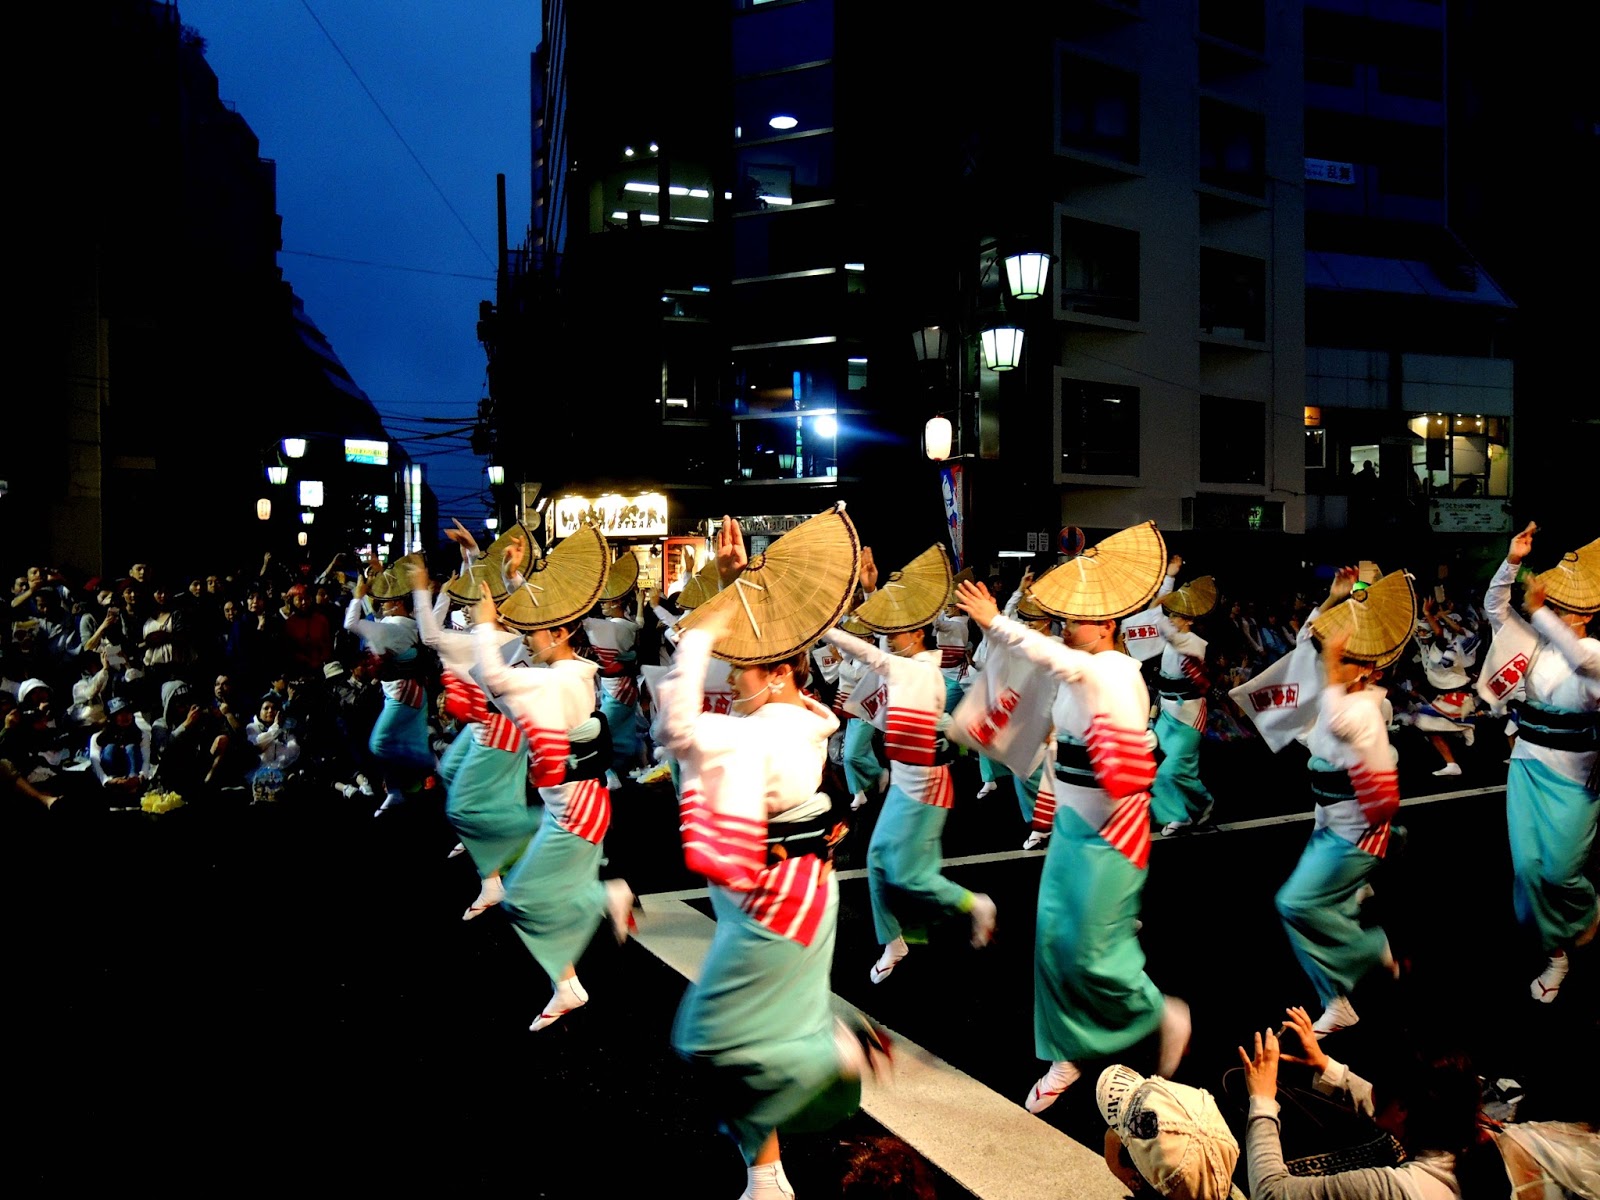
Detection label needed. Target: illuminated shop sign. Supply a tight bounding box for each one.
[344,439,389,465]
[554,492,668,538]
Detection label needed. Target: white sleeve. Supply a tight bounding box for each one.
[1157,613,1207,657]
[981,613,1091,684]
[473,623,555,697]
[1531,608,1600,678]
[822,628,901,678]
[654,629,739,757]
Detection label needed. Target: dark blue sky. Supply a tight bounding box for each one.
[181,0,539,530]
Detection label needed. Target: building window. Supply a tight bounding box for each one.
[731,345,840,417]
[1059,53,1139,164]
[736,132,834,210]
[1059,217,1140,321]
[732,0,834,75]
[733,203,838,276]
[1199,99,1265,196]
[1060,379,1139,477]
[1200,396,1266,485]
[1200,249,1266,341]
[1199,0,1264,52]
[734,65,834,143]
[1406,414,1509,498]
[733,413,838,482]
[727,273,841,346]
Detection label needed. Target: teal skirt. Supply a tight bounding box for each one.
[1506,758,1599,952]
[501,822,606,984]
[841,718,880,796]
[446,737,539,880]
[437,726,472,787]
[1035,807,1163,1063]
[1274,827,1385,1006]
[978,754,1013,786]
[370,694,433,771]
[866,785,969,944]
[672,877,858,1163]
[1013,762,1045,824]
[601,693,642,765]
[1150,711,1213,827]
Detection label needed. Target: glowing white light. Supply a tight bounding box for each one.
[484,517,499,530]
[980,326,1025,371]
[768,115,799,130]
[845,262,866,271]
[298,480,325,508]
[814,415,838,438]
[847,357,868,365]
[487,464,505,486]
[624,147,635,157]
[266,465,288,485]
[924,417,953,461]
[282,438,307,459]
[256,498,271,521]
[757,194,793,206]
[297,532,308,547]
[300,511,315,525]
[1003,251,1053,301]
[648,142,659,152]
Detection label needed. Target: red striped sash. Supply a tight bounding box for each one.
[885,706,939,765]
[474,711,525,754]
[939,645,967,670]
[560,777,611,843]
[394,679,425,709]
[1189,698,1209,732]
[1085,716,1158,869]
[1350,762,1400,859]
[679,788,765,892]
[520,722,572,788]
[741,855,831,947]
[441,670,488,725]
[591,646,640,706]
[1179,653,1212,694]
[1031,777,1057,833]
[918,764,955,809]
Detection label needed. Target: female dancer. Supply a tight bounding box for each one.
[1481,524,1598,1001]
[345,555,433,816]
[472,573,633,1031]
[824,550,996,985]
[955,565,1189,1115]
[1148,557,1217,837]
[658,514,888,1200]
[1274,568,1407,1036]
[409,559,538,920]
[831,615,885,812]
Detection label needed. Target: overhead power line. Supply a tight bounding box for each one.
[283,249,495,282]
[297,0,497,270]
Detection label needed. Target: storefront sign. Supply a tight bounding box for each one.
[735,514,814,536]
[554,492,668,538]
[1305,158,1355,185]
[343,438,389,465]
[1428,498,1511,534]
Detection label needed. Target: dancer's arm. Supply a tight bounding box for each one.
[1156,613,1206,658]
[654,627,738,758]
[1485,522,1538,635]
[822,628,903,680]
[956,582,1092,685]
[1526,585,1600,678]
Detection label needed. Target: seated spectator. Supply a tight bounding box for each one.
[245,692,300,803]
[151,696,232,798]
[89,695,154,803]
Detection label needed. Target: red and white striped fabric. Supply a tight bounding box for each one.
[831,683,853,718]
[441,670,489,725]
[591,646,640,706]
[679,788,765,892]
[1350,761,1401,858]
[741,854,832,947]
[885,706,940,766]
[393,678,425,709]
[1085,715,1158,869]
[519,721,572,787]
[1186,698,1210,733]
[1179,653,1212,695]
[1031,770,1058,833]
[939,645,967,670]
[475,711,525,754]
[559,777,611,843]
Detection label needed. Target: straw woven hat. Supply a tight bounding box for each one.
[677,504,861,667]
[1028,522,1167,621]
[600,547,641,603]
[1161,575,1218,619]
[444,560,509,607]
[946,566,974,605]
[486,522,537,565]
[368,553,425,600]
[1310,570,1416,665]
[1015,593,1051,622]
[855,545,953,634]
[498,527,610,632]
[1357,560,1383,585]
[676,557,721,610]
[839,614,873,637]
[1535,538,1600,616]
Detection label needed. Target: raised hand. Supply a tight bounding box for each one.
[1327,566,1358,607]
[405,559,431,594]
[695,601,736,644]
[475,580,500,629]
[1278,1006,1330,1075]
[1523,579,1547,617]
[860,547,879,592]
[954,579,1000,628]
[1508,521,1537,566]
[445,518,480,554]
[1167,554,1183,577]
[1237,1027,1281,1099]
[715,515,748,587]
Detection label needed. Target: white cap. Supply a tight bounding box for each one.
[1096,1067,1240,1200]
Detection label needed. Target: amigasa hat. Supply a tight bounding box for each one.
[498,526,610,632]
[1160,575,1218,619]
[1096,1067,1240,1200]
[854,545,952,635]
[677,504,861,667]
[1310,569,1416,665]
[1534,537,1600,616]
[600,546,641,603]
[1029,521,1168,621]
[368,553,424,600]
[444,560,510,607]
[946,566,974,606]
[675,556,721,611]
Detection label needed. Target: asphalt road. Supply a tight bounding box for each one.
[11,720,1596,1193]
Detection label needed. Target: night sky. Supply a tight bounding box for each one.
[178,0,540,529]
